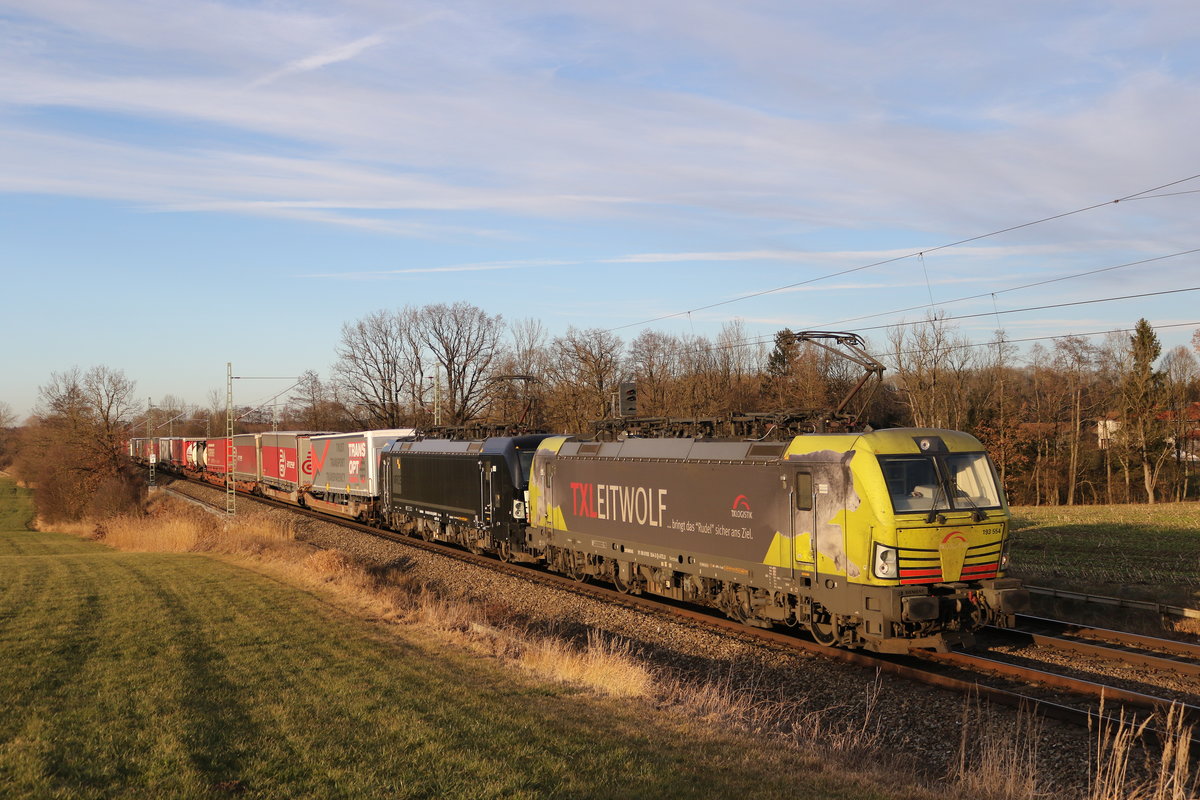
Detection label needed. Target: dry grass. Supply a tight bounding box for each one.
[951,699,1041,800]
[52,498,1191,799]
[1171,617,1200,637]
[1088,701,1197,800]
[46,495,299,555]
[513,629,653,698]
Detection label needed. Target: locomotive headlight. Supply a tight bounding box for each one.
[873,543,899,580]
[999,546,1010,571]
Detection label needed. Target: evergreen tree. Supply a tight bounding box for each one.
[763,329,799,409]
[1120,318,1166,502]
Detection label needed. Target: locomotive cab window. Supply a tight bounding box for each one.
[795,472,813,510]
[517,450,536,488]
[880,453,1001,514]
[943,452,1002,508]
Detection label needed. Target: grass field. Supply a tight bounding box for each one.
[1009,502,1200,608]
[0,478,919,800]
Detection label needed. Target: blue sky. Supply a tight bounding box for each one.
[2,0,1199,420]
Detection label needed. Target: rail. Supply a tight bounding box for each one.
[1025,584,1200,620]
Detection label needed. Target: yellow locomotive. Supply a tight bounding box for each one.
[528,427,1027,652]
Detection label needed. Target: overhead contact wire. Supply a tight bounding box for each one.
[607,172,1200,332]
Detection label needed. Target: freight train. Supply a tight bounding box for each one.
[131,426,1027,653]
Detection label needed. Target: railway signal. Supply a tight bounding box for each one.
[619,382,637,417]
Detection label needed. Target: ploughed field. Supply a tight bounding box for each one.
[1009,502,1200,611]
[0,479,905,800]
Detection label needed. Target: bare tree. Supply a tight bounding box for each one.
[887,313,975,429]
[675,333,724,417]
[487,318,551,428]
[0,401,19,471]
[85,366,139,475]
[545,327,624,431]
[507,317,550,379]
[0,401,17,429]
[419,302,504,424]
[713,319,763,414]
[17,366,141,520]
[628,329,679,417]
[1053,337,1100,505]
[1161,345,1199,499]
[332,310,414,428]
[287,370,350,431]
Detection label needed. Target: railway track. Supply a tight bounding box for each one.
[160,480,1200,745]
[997,614,1200,676]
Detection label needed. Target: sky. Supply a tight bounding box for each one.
[2,0,1199,421]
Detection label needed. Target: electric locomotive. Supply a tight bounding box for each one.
[378,435,551,557]
[527,427,1027,653]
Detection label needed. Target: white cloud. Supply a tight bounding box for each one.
[1,1,1199,249]
[299,259,575,279]
[248,34,387,89]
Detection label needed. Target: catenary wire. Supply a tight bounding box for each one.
[644,281,1200,368]
[663,284,1200,359]
[606,172,1200,333]
[846,286,1200,335]
[876,320,1200,364]
[805,248,1200,330]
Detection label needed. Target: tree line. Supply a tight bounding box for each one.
[4,302,1198,522]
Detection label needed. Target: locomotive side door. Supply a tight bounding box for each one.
[799,461,850,584]
[793,469,815,575]
[478,460,494,529]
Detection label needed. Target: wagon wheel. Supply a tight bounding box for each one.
[721,586,750,624]
[808,604,838,647]
[564,550,590,583]
[496,540,513,562]
[609,560,633,593]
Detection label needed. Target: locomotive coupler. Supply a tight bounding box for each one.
[977,578,1030,626]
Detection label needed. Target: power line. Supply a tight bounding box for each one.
[642,285,1200,364]
[877,320,1200,364]
[807,247,1200,330]
[607,172,1200,332]
[235,377,306,422]
[849,286,1200,335]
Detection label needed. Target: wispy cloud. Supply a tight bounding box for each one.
[248,34,387,89]
[299,259,576,280]
[600,244,1075,265]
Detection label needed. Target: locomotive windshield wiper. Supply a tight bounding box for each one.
[955,485,987,522]
[924,478,946,524]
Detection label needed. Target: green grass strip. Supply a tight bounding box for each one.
[0,480,901,799]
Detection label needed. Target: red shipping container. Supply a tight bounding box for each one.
[205,437,232,475]
[232,434,261,482]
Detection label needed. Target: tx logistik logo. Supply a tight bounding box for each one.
[730,494,753,519]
